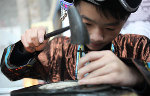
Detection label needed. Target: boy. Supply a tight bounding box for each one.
[1,0,150,94]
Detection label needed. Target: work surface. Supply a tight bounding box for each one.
[11,81,140,96]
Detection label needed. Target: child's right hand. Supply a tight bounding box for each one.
[21,27,49,53]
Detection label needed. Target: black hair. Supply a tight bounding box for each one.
[73,0,131,20]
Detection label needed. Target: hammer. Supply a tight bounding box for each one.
[5,6,90,69]
[44,5,90,44]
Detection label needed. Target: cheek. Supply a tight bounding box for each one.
[85,26,93,37]
[87,28,92,35]
[103,30,121,42]
[86,26,99,35]
[113,28,122,37]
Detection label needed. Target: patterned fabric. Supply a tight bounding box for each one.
[1,34,150,83]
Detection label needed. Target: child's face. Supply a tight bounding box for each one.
[78,1,126,50]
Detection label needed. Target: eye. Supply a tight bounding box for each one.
[85,23,92,26]
[105,28,115,31]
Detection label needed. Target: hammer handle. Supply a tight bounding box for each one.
[44,26,70,40]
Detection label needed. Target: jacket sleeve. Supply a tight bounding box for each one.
[113,34,150,94]
[118,58,150,95]
[1,41,49,81]
[132,59,150,95]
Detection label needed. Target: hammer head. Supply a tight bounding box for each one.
[68,6,90,45]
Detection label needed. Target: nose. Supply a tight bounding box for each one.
[90,27,104,42]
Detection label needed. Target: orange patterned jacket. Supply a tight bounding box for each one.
[1,34,150,88]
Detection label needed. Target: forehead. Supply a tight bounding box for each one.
[77,1,119,23]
